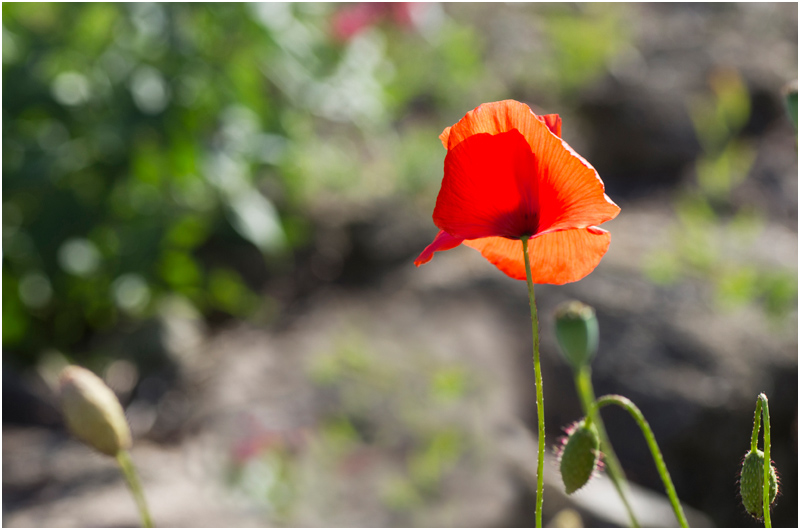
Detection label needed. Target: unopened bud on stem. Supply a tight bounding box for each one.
[740,449,778,520]
[558,419,601,494]
[554,301,599,370]
[59,365,131,456]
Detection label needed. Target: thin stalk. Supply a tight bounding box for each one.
[592,395,689,528]
[758,394,772,528]
[750,398,762,453]
[521,236,545,528]
[116,449,154,528]
[575,367,640,527]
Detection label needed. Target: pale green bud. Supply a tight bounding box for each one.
[59,365,132,456]
[554,301,599,370]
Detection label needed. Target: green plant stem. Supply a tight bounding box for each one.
[521,236,545,528]
[592,395,689,528]
[750,398,762,453]
[116,450,154,528]
[758,393,772,528]
[575,367,640,528]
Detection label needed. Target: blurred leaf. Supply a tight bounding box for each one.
[431,366,468,402]
[715,266,759,309]
[159,250,202,290]
[675,195,716,230]
[395,126,445,195]
[309,335,373,385]
[643,249,682,285]
[695,141,755,198]
[165,215,210,250]
[759,270,798,319]
[70,3,119,54]
[728,207,765,245]
[208,268,259,316]
[543,6,628,92]
[690,94,730,154]
[408,429,462,491]
[2,269,30,346]
[709,68,750,135]
[784,80,798,131]
[320,417,359,454]
[381,476,423,512]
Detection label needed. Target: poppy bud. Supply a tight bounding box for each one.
[558,419,601,494]
[59,365,132,456]
[554,301,599,370]
[739,449,778,520]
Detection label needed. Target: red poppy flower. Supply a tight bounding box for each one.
[415,100,620,284]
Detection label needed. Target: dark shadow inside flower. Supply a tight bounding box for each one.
[434,130,541,241]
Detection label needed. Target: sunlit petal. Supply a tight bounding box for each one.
[464,227,612,284]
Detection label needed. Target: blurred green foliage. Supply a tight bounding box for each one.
[227,331,480,525]
[5,3,301,364]
[784,80,798,131]
[1,3,475,367]
[541,4,629,93]
[310,333,473,522]
[645,69,797,321]
[5,3,635,370]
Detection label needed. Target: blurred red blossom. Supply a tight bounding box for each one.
[330,2,419,41]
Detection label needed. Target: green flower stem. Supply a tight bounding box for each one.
[757,394,772,528]
[521,236,545,528]
[575,367,640,528]
[751,397,762,453]
[116,449,154,528]
[592,395,689,528]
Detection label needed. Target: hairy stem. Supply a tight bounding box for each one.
[759,394,772,528]
[575,367,640,527]
[521,236,545,528]
[751,398,762,453]
[591,395,689,528]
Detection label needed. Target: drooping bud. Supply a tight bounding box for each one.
[558,419,601,494]
[554,301,599,370]
[59,365,132,456]
[739,449,778,520]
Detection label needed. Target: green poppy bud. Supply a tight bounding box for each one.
[59,365,132,456]
[739,449,778,520]
[558,419,601,494]
[554,301,599,370]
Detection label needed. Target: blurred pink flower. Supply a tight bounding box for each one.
[330,2,418,41]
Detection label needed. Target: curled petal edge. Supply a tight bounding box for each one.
[414,230,464,266]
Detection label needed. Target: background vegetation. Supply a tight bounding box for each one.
[3,3,797,527]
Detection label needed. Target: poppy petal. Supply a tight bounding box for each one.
[538,114,562,137]
[440,100,547,150]
[440,104,562,146]
[438,100,619,235]
[463,227,612,284]
[533,140,620,236]
[439,126,452,149]
[414,230,464,266]
[433,129,541,240]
